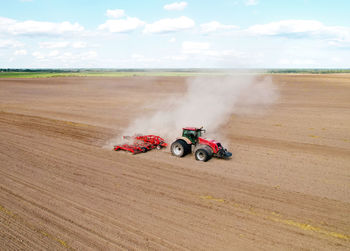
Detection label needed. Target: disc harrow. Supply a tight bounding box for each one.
[114,135,167,154]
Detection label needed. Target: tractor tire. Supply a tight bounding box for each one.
[195,147,212,162]
[171,139,191,157]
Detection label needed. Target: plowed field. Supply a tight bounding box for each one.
[0,75,349,250]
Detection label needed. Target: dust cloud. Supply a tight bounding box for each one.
[107,74,278,147]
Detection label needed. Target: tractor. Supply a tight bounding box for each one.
[170,127,232,162]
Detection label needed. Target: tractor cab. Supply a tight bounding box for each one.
[182,127,205,144]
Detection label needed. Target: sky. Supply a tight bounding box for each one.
[1,0,350,68]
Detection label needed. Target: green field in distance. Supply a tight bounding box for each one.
[1,69,349,78]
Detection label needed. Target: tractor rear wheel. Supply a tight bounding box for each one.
[171,140,190,157]
[195,147,212,162]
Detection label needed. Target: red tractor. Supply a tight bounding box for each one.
[170,127,232,162]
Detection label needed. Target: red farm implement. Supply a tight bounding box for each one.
[114,135,167,154]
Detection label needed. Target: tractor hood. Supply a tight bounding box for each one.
[199,137,219,145]
[198,137,221,153]
[198,137,232,159]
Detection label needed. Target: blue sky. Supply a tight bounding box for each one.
[1,0,349,68]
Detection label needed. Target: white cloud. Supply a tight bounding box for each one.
[31,50,98,62]
[278,58,316,66]
[246,19,350,47]
[72,41,87,48]
[82,50,98,59]
[61,52,72,58]
[39,41,69,48]
[247,20,324,36]
[182,41,210,54]
[0,16,84,36]
[106,9,125,19]
[167,55,188,61]
[32,51,45,60]
[164,2,188,11]
[144,16,194,34]
[202,50,245,58]
[328,40,350,48]
[131,53,144,59]
[131,53,157,62]
[169,37,176,42]
[39,41,88,49]
[331,57,342,63]
[48,50,59,57]
[180,41,247,63]
[0,39,24,48]
[182,41,210,50]
[56,50,98,60]
[182,42,243,57]
[245,0,259,6]
[99,17,145,33]
[0,17,15,26]
[200,21,239,34]
[14,49,27,56]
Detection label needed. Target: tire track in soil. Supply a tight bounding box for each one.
[0,174,187,250]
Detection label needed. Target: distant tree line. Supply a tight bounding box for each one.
[266,69,350,74]
[1,68,350,74]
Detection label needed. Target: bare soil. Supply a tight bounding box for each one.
[0,75,349,250]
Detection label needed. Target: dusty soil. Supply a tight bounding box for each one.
[0,75,349,250]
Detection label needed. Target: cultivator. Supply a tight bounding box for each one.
[114,135,167,154]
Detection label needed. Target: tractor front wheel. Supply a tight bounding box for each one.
[195,148,212,162]
[171,140,190,157]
